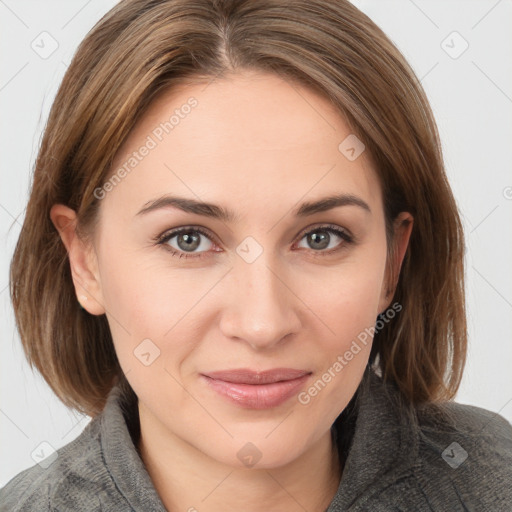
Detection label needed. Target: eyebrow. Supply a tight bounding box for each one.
[135,193,371,222]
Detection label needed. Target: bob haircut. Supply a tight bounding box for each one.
[10,0,466,417]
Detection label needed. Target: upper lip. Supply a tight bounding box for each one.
[202,368,311,385]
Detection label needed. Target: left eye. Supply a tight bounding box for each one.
[296,225,353,253]
[155,224,353,259]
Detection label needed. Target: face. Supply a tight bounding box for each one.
[53,70,411,469]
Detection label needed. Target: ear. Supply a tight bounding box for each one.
[378,211,413,314]
[49,204,106,315]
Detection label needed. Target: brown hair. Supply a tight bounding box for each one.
[10,0,466,416]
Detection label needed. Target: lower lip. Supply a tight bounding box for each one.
[201,374,311,409]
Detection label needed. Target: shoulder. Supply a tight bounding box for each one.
[0,416,126,512]
[414,398,512,464]
[357,369,512,509]
[410,400,512,508]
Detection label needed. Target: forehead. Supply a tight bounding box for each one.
[104,70,381,220]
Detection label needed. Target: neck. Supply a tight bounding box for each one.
[138,406,342,512]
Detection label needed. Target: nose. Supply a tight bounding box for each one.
[219,257,302,351]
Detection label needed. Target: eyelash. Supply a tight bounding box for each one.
[153,224,354,260]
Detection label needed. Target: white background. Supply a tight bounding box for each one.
[1,0,511,487]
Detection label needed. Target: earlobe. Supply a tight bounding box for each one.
[49,204,106,315]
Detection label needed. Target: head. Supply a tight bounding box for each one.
[10,0,466,468]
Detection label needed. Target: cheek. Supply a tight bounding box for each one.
[298,244,387,390]
[310,277,382,371]
[294,266,384,416]
[94,248,165,359]
[97,237,182,328]
[302,248,387,332]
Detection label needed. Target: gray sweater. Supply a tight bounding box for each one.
[1,367,511,511]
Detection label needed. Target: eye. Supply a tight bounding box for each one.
[295,224,354,255]
[155,227,218,259]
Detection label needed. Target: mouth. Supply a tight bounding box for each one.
[200,368,312,409]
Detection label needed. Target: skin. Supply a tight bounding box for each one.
[51,70,413,512]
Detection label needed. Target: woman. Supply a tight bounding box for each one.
[2,0,511,510]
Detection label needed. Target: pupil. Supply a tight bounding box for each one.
[310,231,329,250]
[179,232,200,251]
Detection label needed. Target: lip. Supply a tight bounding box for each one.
[201,368,312,409]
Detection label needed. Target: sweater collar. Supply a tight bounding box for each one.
[327,365,419,510]
[100,385,167,511]
[100,366,418,511]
